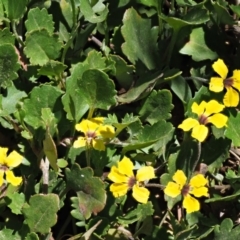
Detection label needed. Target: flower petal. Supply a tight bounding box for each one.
[190,186,209,198]
[136,166,155,182]
[191,124,208,142]
[97,125,115,138]
[0,147,8,165]
[92,139,105,151]
[75,119,99,133]
[110,182,128,197]
[73,137,86,148]
[5,170,22,186]
[173,170,187,187]
[6,151,23,168]
[232,70,240,90]
[209,77,224,92]
[208,113,228,128]
[0,170,4,187]
[132,185,150,203]
[164,182,181,198]
[90,117,104,125]
[108,166,129,183]
[191,101,206,116]
[117,157,134,177]
[190,174,208,188]
[178,118,199,131]
[183,194,200,214]
[223,87,239,107]
[204,100,225,116]
[212,59,228,79]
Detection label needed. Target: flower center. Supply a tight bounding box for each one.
[181,184,191,197]
[86,130,97,144]
[128,176,137,188]
[198,114,208,125]
[224,78,234,88]
[0,165,8,171]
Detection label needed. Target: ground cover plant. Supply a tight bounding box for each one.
[1,0,240,239]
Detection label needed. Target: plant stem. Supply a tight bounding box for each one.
[86,147,91,166]
[165,28,179,65]
[191,141,202,176]
[56,215,72,240]
[87,107,95,119]
[11,20,24,46]
[156,0,164,34]
[184,76,209,83]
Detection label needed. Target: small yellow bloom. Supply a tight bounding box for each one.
[0,147,23,186]
[164,170,208,214]
[108,157,155,204]
[73,117,115,151]
[209,59,240,107]
[178,100,228,142]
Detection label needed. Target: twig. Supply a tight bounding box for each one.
[40,157,50,194]
[145,183,165,189]
[229,149,240,162]
[88,35,103,48]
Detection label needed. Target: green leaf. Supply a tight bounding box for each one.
[0,84,27,115]
[225,111,240,146]
[179,27,217,61]
[139,90,173,124]
[214,218,240,240]
[122,120,174,153]
[38,60,67,78]
[117,72,164,103]
[25,233,39,240]
[80,0,108,23]
[118,202,154,225]
[202,137,230,171]
[57,158,68,168]
[106,113,139,135]
[183,7,209,24]
[230,5,240,18]
[66,163,106,220]
[78,69,117,110]
[0,28,15,45]
[2,0,27,20]
[22,85,63,129]
[22,194,60,234]
[0,44,20,88]
[25,7,54,35]
[84,50,107,70]
[62,63,89,122]
[6,192,25,215]
[160,9,208,30]
[212,2,235,25]
[24,29,62,66]
[109,55,134,90]
[145,225,172,240]
[0,229,21,240]
[170,75,192,104]
[43,126,58,172]
[121,8,159,70]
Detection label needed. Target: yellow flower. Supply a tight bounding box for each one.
[209,59,240,107]
[108,156,155,204]
[178,100,228,142]
[73,117,115,151]
[0,147,23,186]
[164,170,208,214]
